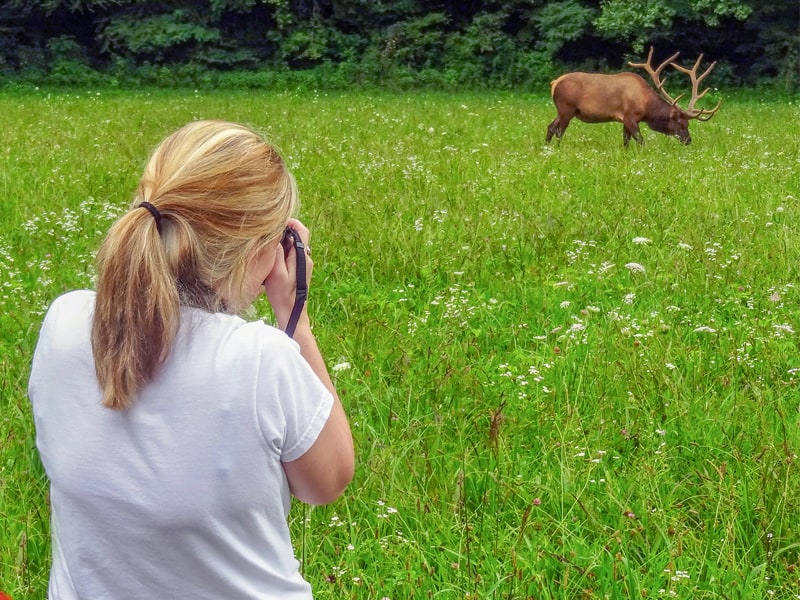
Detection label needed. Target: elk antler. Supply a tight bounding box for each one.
[628,47,684,106]
[629,47,722,121]
[669,54,722,120]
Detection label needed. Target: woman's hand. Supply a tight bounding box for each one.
[263,218,312,332]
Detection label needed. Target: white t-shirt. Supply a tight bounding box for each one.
[28,290,334,600]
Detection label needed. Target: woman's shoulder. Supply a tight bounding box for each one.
[48,289,95,311]
[42,289,95,325]
[33,291,96,363]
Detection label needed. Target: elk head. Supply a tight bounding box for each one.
[629,47,722,144]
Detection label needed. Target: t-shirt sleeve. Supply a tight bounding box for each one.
[252,324,334,463]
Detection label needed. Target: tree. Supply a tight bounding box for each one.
[0,0,795,89]
[594,0,752,53]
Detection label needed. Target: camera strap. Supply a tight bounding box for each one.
[284,228,308,338]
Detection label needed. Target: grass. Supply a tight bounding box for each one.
[1,87,799,599]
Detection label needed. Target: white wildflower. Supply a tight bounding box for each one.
[598,262,615,274]
[625,262,646,273]
[632,237,651,244]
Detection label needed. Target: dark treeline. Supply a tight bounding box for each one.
[1,0,797,90]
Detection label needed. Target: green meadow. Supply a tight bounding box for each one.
[1,88,799,599]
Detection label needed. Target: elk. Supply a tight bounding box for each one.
[546,47,722,146]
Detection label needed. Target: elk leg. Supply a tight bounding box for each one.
[546,118,560,142]
[546,115,572,142]
[622,119,643,146]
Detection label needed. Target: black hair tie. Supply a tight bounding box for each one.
[138,202,162,234]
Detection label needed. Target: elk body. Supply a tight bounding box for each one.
[546,48,721,146]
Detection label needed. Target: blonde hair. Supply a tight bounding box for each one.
[92,120,298,410]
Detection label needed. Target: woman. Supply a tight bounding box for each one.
[28,120,354,599]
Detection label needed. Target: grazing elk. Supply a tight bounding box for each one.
[546,47,722,145]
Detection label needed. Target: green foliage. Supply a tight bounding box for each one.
[4,0,117,15]
[595,0,755,53]
[274,8,366,68]
[741,1,800,91]
[44,36,103,86]
[380,12,449,72]
[0,0,796,90]
[99,8,221,61]
[265,0,295,30]
[594,0,678,52]
[207,0,261,17]
[442,12,513,87]
[533,0,598,56]
[689,0,752,25]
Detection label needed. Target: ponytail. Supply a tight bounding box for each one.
[92,206,179,410]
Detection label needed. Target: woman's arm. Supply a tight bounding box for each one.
[282,319,354,505]
[262,220,354,505]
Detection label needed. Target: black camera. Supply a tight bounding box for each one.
[281,227,303,258]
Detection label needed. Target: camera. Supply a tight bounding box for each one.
[281,227,302,258]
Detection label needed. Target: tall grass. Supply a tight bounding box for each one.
[1,88,798,599]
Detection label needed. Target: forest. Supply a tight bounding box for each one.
[0,1,798,90]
